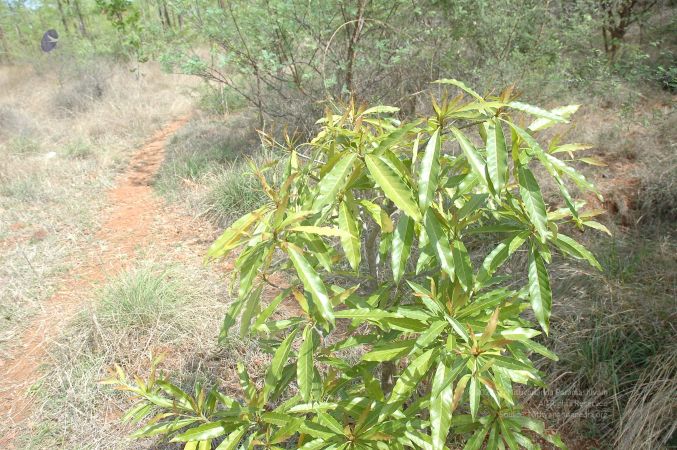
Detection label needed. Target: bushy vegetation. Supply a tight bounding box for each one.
[109,84,612,448]
[155,114,271,226]
[1,0,675,448]
[15,262,229,449]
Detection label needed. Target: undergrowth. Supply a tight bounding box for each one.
[535,223,676,448]
[17,261,229,449]
[155,113,270,227]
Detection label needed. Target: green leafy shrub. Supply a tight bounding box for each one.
[197,83,248,116]
[110,81,605,449]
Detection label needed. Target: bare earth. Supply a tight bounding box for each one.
[0,115,205,446]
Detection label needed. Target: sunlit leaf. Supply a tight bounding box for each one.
[365,154,421,222]
[418,128,441,212]
[424,210,455,279]
[287,244,334,328]
[297,324,316,402]
[528,247,552,334]
[517,165,548,243]
[392,214,415,283]
[486,118,508,192]
[312,153,357,210]
[338,196,361,270]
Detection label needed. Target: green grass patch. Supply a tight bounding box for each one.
[201,162,269,227]
[155,115,258,196]
[14,261,228,448]
[536,228,676,447]
[95,264,187,330]
[64,139,93,159]
[7,136,41,154]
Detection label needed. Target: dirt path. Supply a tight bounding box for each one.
[0,116,192,445]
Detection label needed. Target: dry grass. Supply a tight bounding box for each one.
[0,59,276,448]
[1,49,674,449]
[614,347,677,449]
[524,223,677,448]
[15,260,234,449]
[0,60,192,356]
[155,113,272,227]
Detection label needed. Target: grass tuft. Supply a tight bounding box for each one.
[64,139,93,159]
[201,162,268,227]
[534,228,677,447]
[16,260,230,449]
[155,115,258,196]
[7,136,41,154]
[95,264,187,331]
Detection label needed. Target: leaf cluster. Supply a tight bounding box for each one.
[111,81,606,449]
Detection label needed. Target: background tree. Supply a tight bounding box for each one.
[600,0,659,60]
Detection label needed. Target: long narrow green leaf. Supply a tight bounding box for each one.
[207,206,271,261]
[476,242,507,287]
[287,244,334,328]
[451,127,487,185]
[509,122,580,219]
[542,152,598,194]
[452,239,473,291]
[379,349,436,421]
[554,234,602,270]
[435,79,485,102]
[430,362,454,450]
[418,128,441,212]
[528,104,579,132]
[517,165,548,243]
[469,376,480,420]
[424,210,455,279]
[214,425,248,450]
[261,412,335,440]
[236,243,268,299]
[239,285,263,338]
[509,101,567,123]
[392,214,415,283]
[362,339,416,362]
[528,248,552,334]
[252,288,290,332]
[219,296,246,344]
[263,328,299,401]
[237,363,256,403]
[131,419,199,438]
[464,424,490,450]
[358,199,394,232]
[365,154,422,222]
[338,197,361,271]
[416,226,435,274]
[415,320,447,352]
[171,422,230,442]
[485,119,507,192]
[297,324,316,402]
[288,226,350,238]
[312,153,357,210]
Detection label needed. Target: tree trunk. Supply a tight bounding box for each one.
[0,25,10,63]
[163,2,172,29]
[72,0,88,37]
[56,0,70,34]
[344,0,367,97]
